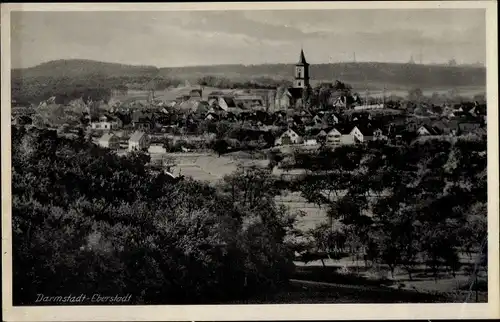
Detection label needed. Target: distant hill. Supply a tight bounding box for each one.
[14,59,486,90]
[159,62,486,90]
[11,59,159,79]
[12,59,486,104]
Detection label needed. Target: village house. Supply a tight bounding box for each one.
[458,122,482,135]
[148,143,167,154]
[234,95,264,109]
[91,115,123,131]
[207,91,226,100]
[417,124,440,136]
[205,113,219,121]
[128,131,150,152]
[330,113,340,124]
[274,88,304,110]
[218,96,237,111]
[189,89,203,99]
[350,126,374,143]
[326,128,343,146]
[132,111,155,131]
[303,137,318,146]
[302,128,327,146]
[98,133,120,150]
[275,128,303,146]
[372,128,388,141]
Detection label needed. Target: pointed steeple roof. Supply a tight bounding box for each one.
[298,48,308,65]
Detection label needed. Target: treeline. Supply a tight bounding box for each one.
[11,75,184,105]
[161,62,486,89]
[285,138,487,280]
[12,126,297,305]
[198,75,291,89]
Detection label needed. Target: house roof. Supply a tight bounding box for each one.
[132,110,154,123]
[235,95,263,101]
[305,127,327,137]
[418,124,440,135]
[353,125,374,136]
[431,121,447,131]
[327,128,342,136]
[190,89,202,97]
[281,128,301,137]
[208,91,225,96]
[129,131,145,142]
[98,133,115,142]
[458,122,481,131]
[297,49,308,65]
[220,96,237,108]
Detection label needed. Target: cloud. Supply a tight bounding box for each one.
[10,9,486,68]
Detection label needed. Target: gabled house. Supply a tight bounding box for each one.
[91,115,123,131]
[275,128,303,146]
[417,125,431,136]
[326,128,343,146]
[417,125,441,136]
[189,89,202,99]
[431,121,450,135]
[132,111,155,131]
[234,95,264,109]
[332,95,347,109]
[303,137,318,146]
[205,113,219,121]
[98,133,120,150]
[350,126,374,143]
[128,131,150,152]
[218,96,237,111]
[312,114,323,125]
[274,88,303,110]
[372,128,388,141]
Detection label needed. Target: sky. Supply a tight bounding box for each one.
[10,9,486,68]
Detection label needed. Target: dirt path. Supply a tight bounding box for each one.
[289,279,392,292]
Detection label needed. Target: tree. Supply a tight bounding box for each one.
[268,150,284,169]
[212,139,229,157]
[407,88,424,102]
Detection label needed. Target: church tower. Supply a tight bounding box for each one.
[294,48,310,89]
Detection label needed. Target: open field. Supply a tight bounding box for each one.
[291,253,488,303]
[229,278,452,304]
[275,191,328,231]
[149,151,330,230]
[350,85,485,99]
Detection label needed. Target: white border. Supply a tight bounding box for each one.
[1,2,499,321]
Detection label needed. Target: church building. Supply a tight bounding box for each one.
[274,49,311,111]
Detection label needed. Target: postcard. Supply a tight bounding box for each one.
[1,1,498,321]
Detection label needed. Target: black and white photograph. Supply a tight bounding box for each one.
[2,1,498,321]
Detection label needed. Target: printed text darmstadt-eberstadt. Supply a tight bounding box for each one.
[35,294,132,304]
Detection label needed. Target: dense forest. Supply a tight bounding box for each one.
[12,126,297,305]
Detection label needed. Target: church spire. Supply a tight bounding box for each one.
[294,47,310,89]
[298,48,308,65]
